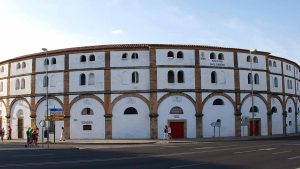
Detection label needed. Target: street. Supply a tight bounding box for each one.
[0,136,300,169]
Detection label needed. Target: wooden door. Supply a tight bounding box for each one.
[170,122,184,139]
[18,118,23,138]
[249,120,260,136]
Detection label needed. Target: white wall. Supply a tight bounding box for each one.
[157,68,195,90]
[70,98,105,139]
[112,96,150,139]
[269,75,283,93]
[157,95,196,139]
[286,99,296,134]
[237,53,266,70]
[284,77,295,94]
[0,79,7,96]
[69,70,104,92]
[111,69,150,91]
[0,64,9,78]
[199,51,234,67]
[271,97,283,134]
[10,76,31,95]
[10,59,32,76]
[239,70,267,91]
[156,49,195,66]
[10,100,31,139]
[35,73,64,94]
[268,59,282,74]
[241,96,268,136]
[202,96,235,137]
[0,101,8,138]
[69,52,105,70]
[36,55,65,72]
[283,62,295,77]
[201,68,235,90]
[110,51,149,67]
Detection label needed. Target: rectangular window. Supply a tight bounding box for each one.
[83,125,92,130]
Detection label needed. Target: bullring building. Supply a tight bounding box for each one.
[0,44,299,140]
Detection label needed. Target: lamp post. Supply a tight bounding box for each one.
[42,48,49,149]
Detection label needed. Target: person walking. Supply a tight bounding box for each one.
[164,125,168,140]
[0,128,3,141]
[167,125,172,141]
[59,127,65,141]
[7,126,11,140]
[0,128,4,141]
[32,130,38,147]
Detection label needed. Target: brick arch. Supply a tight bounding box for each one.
[157,93,196,112]
[109,94,150,114]
[35,96,64,112]
[240,93,268,111]
[0,99,6,108]
[200,92,235,113]
[69,95,104,109]
[285,96,296,111]
[270,95,283,110]
[10,97,31,117]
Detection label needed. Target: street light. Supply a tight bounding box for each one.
[42,48,49,149]
[249,50,257,136]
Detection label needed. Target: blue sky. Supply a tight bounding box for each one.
[0,0,299,64]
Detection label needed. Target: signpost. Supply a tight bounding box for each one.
[211,119,221,137]
[49,108,64,143]
[241,116,250,136]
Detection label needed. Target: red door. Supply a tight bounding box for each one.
[170,122,184,139]
[249,120,260,136]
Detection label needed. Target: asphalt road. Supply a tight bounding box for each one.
[0,136,300,169]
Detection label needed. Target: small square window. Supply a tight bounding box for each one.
[83,125,92,130]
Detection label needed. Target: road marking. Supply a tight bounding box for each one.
[0,144,278,168]
[288,156,300,160]
[234,148,276,154]
[12,154,53,157]
[170,163,208,168]
[272,151,291,155]
[195,145,237,150]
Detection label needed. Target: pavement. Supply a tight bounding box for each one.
[0,133,299,146]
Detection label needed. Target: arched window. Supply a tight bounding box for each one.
[43,76,48,87]
[170,106,183,114]
[177,70,184,83]
[254,74,259,84]
[271,107,277,113]
[21,78,25,89]
[122,53,128,59]
[44,59,49,65]
[274,77,278,87]
[1,66,4,72]
[0,82,3,92]
[286,65,289,70]
[289,65,291,71]
[268,60,272,67]
[16,63,21,69]
[248,73,252,84]
[89,54,95,61]
[168,71,175,83]
[22,62,26,68]
[288,107,292,113]
[273,61,277,67]
[88,73,95,85]
[250,106,259,112]
[81,108,94,115]
[211,71,217,83]
[213,99,224,105]
[51,58,56,64]
[167,51,174,59]
[177,51,184,58]
[80,55,86,62]
[210,52,216,59]
[80,74,86,85]
[15,79,20,90]
[218,53,224,60]
[253,56,258,63]
[132,71,139,83]
[247,55,251,62]
[124,107,138,115]
[131,53,138,59]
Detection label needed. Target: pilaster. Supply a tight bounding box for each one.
[104,50,112,139]
[63,54,70,139]
[234,51,241,136]
[195,49,203,138]
[30,58,36,128]
[149,47,158,139]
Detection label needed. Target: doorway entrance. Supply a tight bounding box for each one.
[17,118,23,138]
[249,119,260,136]
[170,122,185,139]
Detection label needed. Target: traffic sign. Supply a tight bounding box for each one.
[48,115,64,121]
[39,120,46,127]
[50,108,64,115]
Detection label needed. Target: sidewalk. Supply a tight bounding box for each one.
[1,133,299,145]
